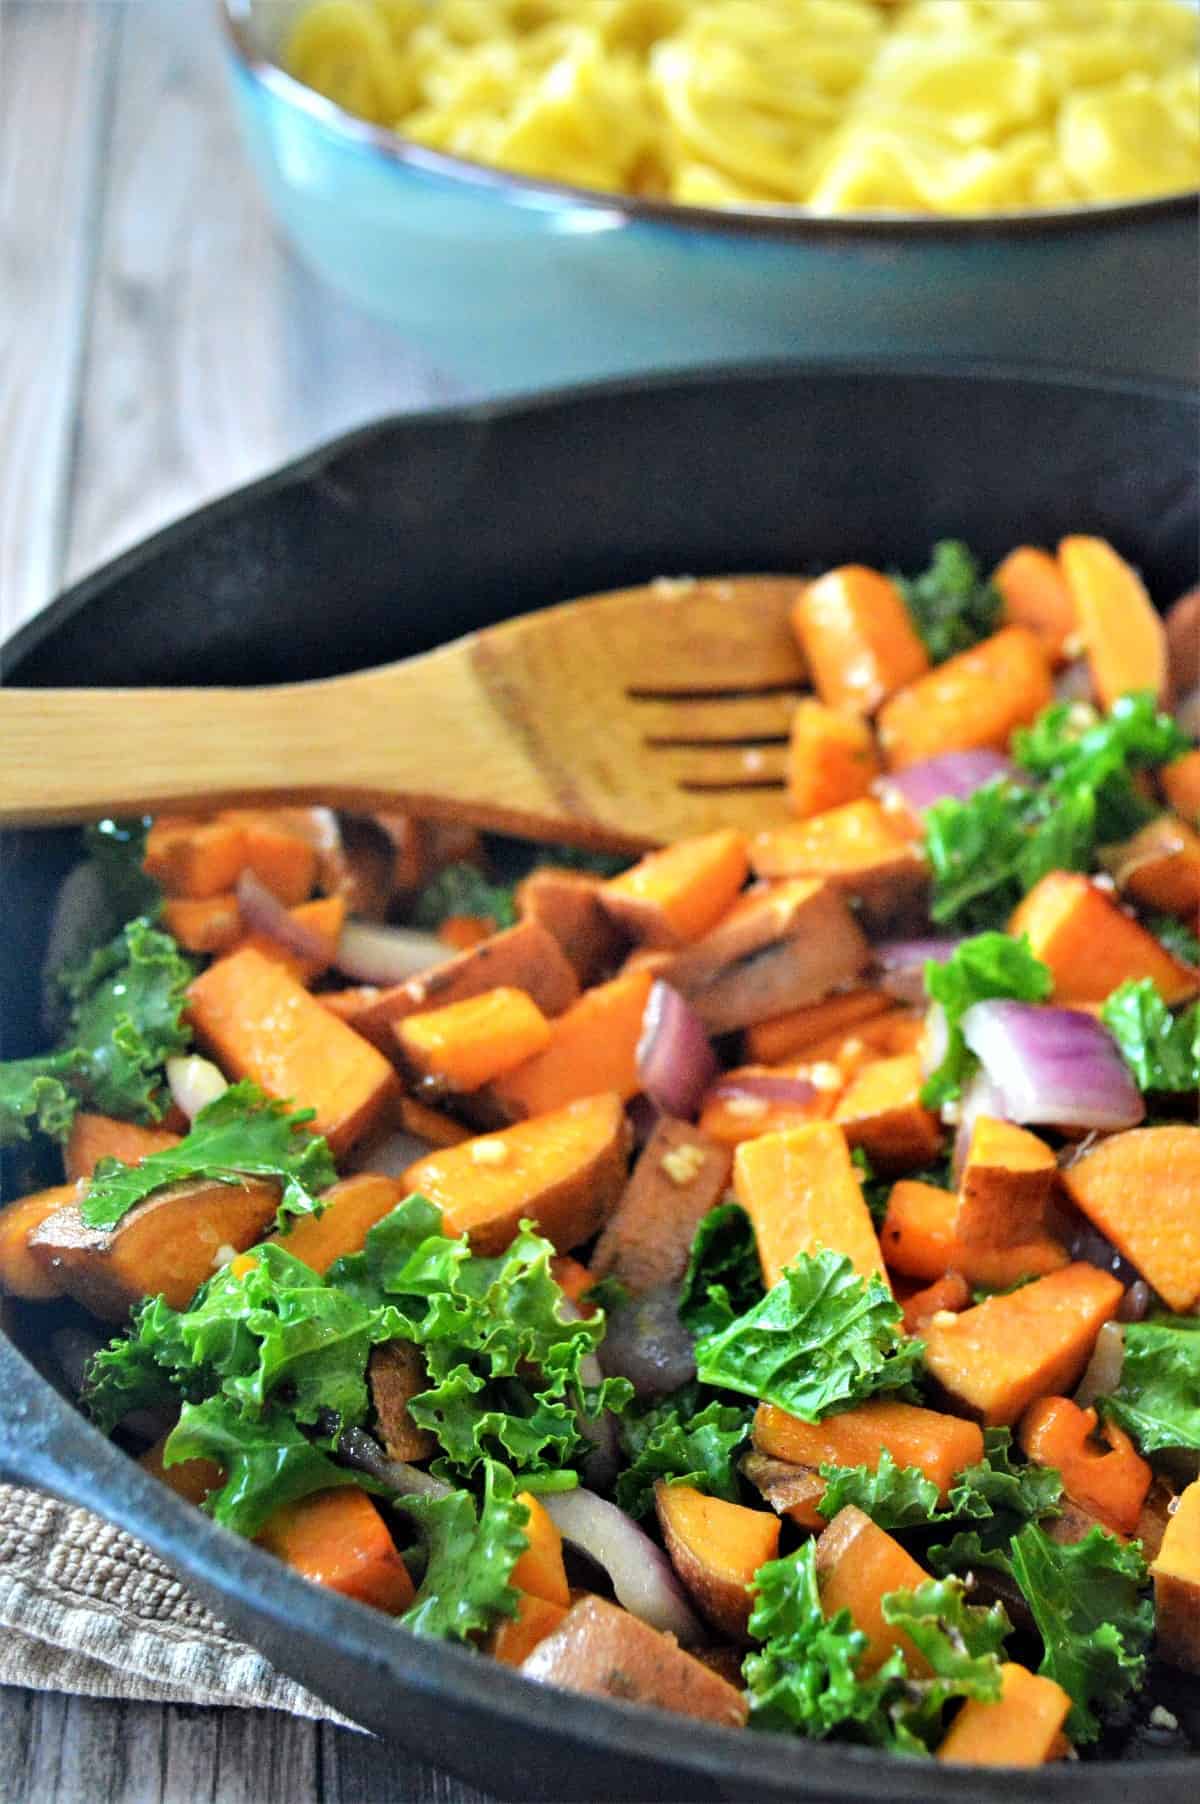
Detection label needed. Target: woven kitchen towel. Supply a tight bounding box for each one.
[0,1482,358,1722]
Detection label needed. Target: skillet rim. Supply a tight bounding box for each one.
[2,357,1197,1800]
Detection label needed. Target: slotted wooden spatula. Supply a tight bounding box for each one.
[0,577,808,850]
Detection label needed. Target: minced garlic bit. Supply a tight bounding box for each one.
[211,1243,238,1271]
[840,1038,865,1061]
[1062,631,1087,660]
[1067,702,1097,731]
[808,1061,842,1093]
[725,1094,769,1119]
[651,574,696,598]
[1150,1706,1179,1732]
[929,1309,960,1328]
[471,1138,509,1165]
[661,1142,707,1186]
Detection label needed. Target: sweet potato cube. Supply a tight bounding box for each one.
[786,699,881,819]
[266,1173,405,1275]
[65,1114,182,1184]
[900,1271,971,1335]
[520,1596,747,1726]
[396,1096,471,1147]
[1060,1124,1200,1313]
[937,1661,1072,1765]
[186,946,399,1156]
[815,1506,932,1675]
[367,1338,436,1463]
[488,969,652,1118]
[401,1092,629,1257]
[600,830,748,949]
[955,1117,1057,1249]
[512,1492,570,1608]
[995,546,1077,665]
[143,816,247,899]
[754,1398,984,1500]
[744,989,893,1066]
[29,1176,281,1321]
[255,1487,414,1614]
[740,1453,828,1529]
[734,1121,887,1289]
[396,986,552,1093]
[235,894,346,984]
[516,867,626,987]
[833,1053,943,1175]
[0,1184,79,1300]
[791,567,929,716]
[591,1118,732,1296]
[660,879,871,1035]
[655,1483,780,1640]
[1103,813,1200,919]
[489,1592,568,1667]
[1059,535,1168,713]
[1009,871,1198,1005]
[881,1178,1069,1289]
[1151,1479,1200,1673]
[219,809,318,905]
[877,626,1052,771]
[748,801,928,933]
[1018,1396,1151,1537]
[162,893,244,955]
[1162,749,1200,824]
[140,1432,224,1508]
[922,1263,1124,1427]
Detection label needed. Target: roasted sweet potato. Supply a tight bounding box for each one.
[740,1452,828,1530]
[590,1118,732,1296]
[29,1176,281,1321]
[396,1096,471,1147]
[235,894,346,984]
[832,1053,943,1175]
[266,1173,405,1274]
[516,867,626,987]
[0,1184,79,1300]
[1058,536,1168,712]
[255,1487,414,1614]
[1162,748,1200,823]
[748,801,928,933]
[140,1431,224,1507]
[955,1117,1057,1249]
[368,1338,436,1463]
[1101,813,1200,919]
[512,1492,570,1608]
[814,1506,931,1674]
[791,567,929,716]
[64,1115,182,1185]
[655,1483,780,1640]
[1151,1478,1200,1673]
[1060,1124,1200,1313]
[520,1596,747,1726]
[744,988,893,1066]
[600,830,748,949]
[698,1063,839,1149]
[218,808,319,905]
[994,546,1077,665]
[1009,871,1198,1005]
[659,880,871,1035]
[754,1399,983,1500]
[396,986,552,1093]
[786,699,881,819]
[734,1122,887,1289]
[880,1178,1069,1289]
[1018,1396,1151,1536]
[900,1271,971,1335]
[143,816,248,899]
[1165,585,1200,702]
[488,970,653,1119]
[922,1263,1124,1427]
[401,1092,629,1256]
[489,1592,568,1667]
[937,1662,1072,1765]
[877,626,1053,771]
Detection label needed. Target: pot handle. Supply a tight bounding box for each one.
[0,1326,111,1508]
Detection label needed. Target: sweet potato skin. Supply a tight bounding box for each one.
[519,1596,748,1726]
[832,1053,943,1175]
[1150,1478,1200,1673]
[28,1177,280,1320]
[955,1117,1057,1249]
[516,867,626,987]
[654,1483,780,1641]
[740,1452,828,1530]
[748,801,929,934]
[368,1339,436,1463]
[591,1119,732,1296]
[1060,1125,1200,1313]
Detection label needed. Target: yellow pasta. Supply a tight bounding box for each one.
[282,0,1200,214]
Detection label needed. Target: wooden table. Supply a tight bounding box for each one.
[0,3,493,1798]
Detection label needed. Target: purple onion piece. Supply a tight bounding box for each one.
[626,1093,662,1150]
[236,868,330,960]
[1117,1279,1153,1324]
[875,749,1017,816]
[338,1426,451,1499]
[333,918,445,985]
[704,1073,820,1108]
[1073,1321,1126,1409]
[597,1284,696,1400]
[875,937,962,1006]
[542,1487,702,1643]
[960,1000,1145,1130]
[636,981,718,1121]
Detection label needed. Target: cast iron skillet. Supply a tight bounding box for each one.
[1,364,1197,1802]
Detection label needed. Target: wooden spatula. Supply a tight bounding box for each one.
[0,576,808,850]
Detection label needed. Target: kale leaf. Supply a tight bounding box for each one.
[819,1428,1062,1535]
[894,541,1002,665]
[921,931,1052,1107]
[1101,979,1200,1093]
[397,1461,529,1643]
[411,863,517,931]
[1099,1313,1200,1453]
[615,1383,752,1519]
[678,1202,763,1340]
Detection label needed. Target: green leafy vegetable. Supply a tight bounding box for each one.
[164,1395,361,1537]
[894,541,1001,665]
[398,1460,528,1643]
[1099,1313,1200,1453]
[851,1147,892,1228]
[1013,695,1189,841]
[818,1428,1062,1535]
[411,863,516,931]
[0,1051,87,1147]
[80,1080,337,1231]
[1101,979,1200,1093]
[82,817,162,928]
[921,932,1052,1107]
[1145,911,1200,966]
[1007,1523,1152,1744]
[879,1578,1007,1750]
[615,1383,752,1519]
[678,1202,763,1340]
[695,1250,922,1422]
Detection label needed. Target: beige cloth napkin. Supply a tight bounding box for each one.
[0,1481,357,1722]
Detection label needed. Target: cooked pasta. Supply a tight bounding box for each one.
[282,0,1200,213]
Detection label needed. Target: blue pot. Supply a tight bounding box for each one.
[221,2,1198,395]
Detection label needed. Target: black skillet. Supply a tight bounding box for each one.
[1,364,1197,1802]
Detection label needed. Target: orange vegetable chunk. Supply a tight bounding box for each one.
[786,699,881,819]
[396,1095,471,1147]
[881,1179,1069,1288]
[699,1062,838,1149]
[162,893,244,955]
[264,1173,404,1274]
[140,1432,224,1507]
[995,546,1077,664]
[401,1092,628,1256]
[236,894,346,983]
[1060,1124,1200,1312]
[755,1398,984,1499]
[955,1117,1057,1249]
[1150,1478,1200,1673]
[832,1052,943,1174]
[1162,749,1200,824]
[591,1117,732,1295]
[1059,535,1167,712]
[600,829,748,949]
[255,1487,414,1614]
[489,1592,568,1667]
[143,816,247,899]
[1009,871,1198,1004]
[654,1483,780,1639]
[65,1114,182,1184]
[733,1122,887,1289]
[396,986,552,1092]
[0,1184,79,1300]
[922,1263,1124,1427]
[814,1506,931,1674]
[1019,1396,1151,1536]
[748,800,927,931]
[745,988,893,1065]
[937,1662,1072,1765]
[1103,813,1200,918]
[901,1271,971,1335]
[791,567,929,716]
[219,808,319,904]
[516,866,626,987]
[186,946,399,1155]
[520,1596,747,1726]
[489,969,652,1118]
[512,1492,570,1608]
[877,626,1053,770]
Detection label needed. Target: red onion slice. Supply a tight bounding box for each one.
[333,918,445,985]
[875,750,1017,817]
[597,1284,697,1399]
[338,1426,451,1498]
[876,937,961,1006]
[704,1073,820,1109]
[236,868,330,961]
[961,1000,1145,1130]
[1073,1321,1126,1409]
[166,1055,228,1122]
[636,982,718,1121]
[542,1487,702,1644]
